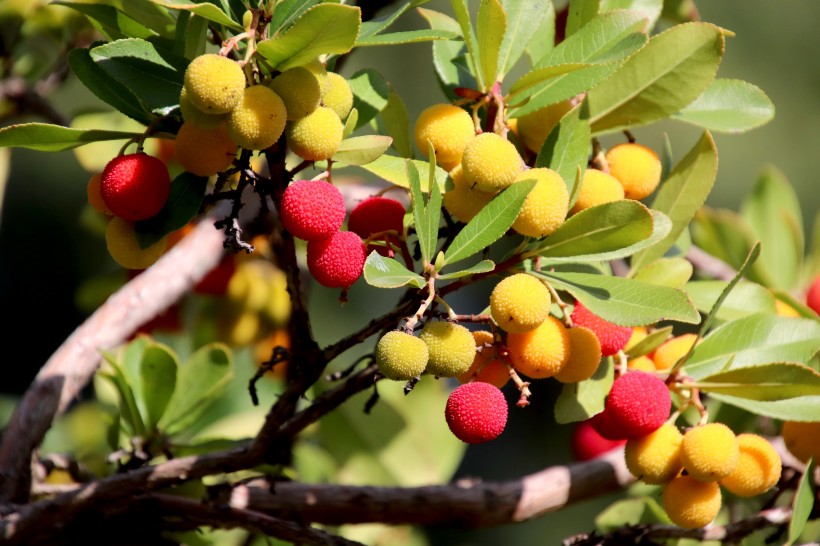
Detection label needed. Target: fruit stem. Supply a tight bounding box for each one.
[616,350,628,377]
[403,275,437,334]
[544,281,574,328]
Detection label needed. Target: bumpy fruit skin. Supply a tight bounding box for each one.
[322,72,354,120]
[590,407,623,441]
[681,423,739,482]
[652,333,699,370]
[512,168,569,238]
[442,164,494,223]
[570,169,625,215]
[419,321,476,377]
[280,179,346,240]
[570,301,632,357]
[490,273,551,334]
[286,106,344,161]
[348,196,405,239]
[179,87,227,128]
[445,382,508,444]
[506,316,570,379]
[87,173,112,215]
[516,101,573,153]
[269,66,321,120]
[781,421,820,463]
[228,85,287,151]
[304,58,331,95]
[605,143,662,200]
[554,326,602,383]
[306,231,366,288]
[105,217,168,270]
[100,153,170,221]
[175,122,237,176]
[457,330,510,389]
[461,132,525,193]
[571,419,626,461]
[625,423,683,484]
[806,274,820,315]
[375,331,429,381]
[721,433,781,497]
[183,53,246,115]
[606,371,671,439]
[663,475,722,529]
[414,103,474,171]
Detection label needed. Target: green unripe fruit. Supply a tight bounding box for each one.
[228,85,287,151]
[183,53,246,115]
[461,132,524,193]
[376,331,429,381]
[322,72,354,120]
[663,475,722,529]
[179,87,227,128]
[490,273,550,334]
[269,67,321,121]
[442,164,494,223]
[512,168,569,238]
[624,423,683,484]
[286,106,344,161]
[414,103,475,171]
[419,321,476,378]
[681,422,739,482]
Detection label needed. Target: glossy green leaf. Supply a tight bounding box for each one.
[332,135,393,166]
[450,0,484,90]
[554,355,613,424]
[269,0,324,33]
[587,23,724,134]
[438,259,495,280]
[476,0,505,87]
[256,4,361,71]
[565,0,600,39]
[363,251,425,289]
[418,8,476,100]
[538,271,700,326]
[378,92,413,158]
[100,351,146,436]
[408,159,441,266]
[357,0,429,40]
[114,0,177,36]
[707,393,820,422]
[599,0,662,30]
[342,108,359,138]
[632,257,693,288]
[630,131,717,272]
[149,0,242,30]
[356,29,459,46]
[741,165,804,291]
[684,280,776,323]
[787,458,815,546]
[625,326,673,359]
[684,314,820,379]
[180,11,208,59]
[524,1,555,67]
[596,497,669,531]
[497,0,550,77]
[349,68,390,129]
[139,344,178,430]
[695,363,820,401]
[55,2,157,40]
[0,123,141,152]
[534,103,590,199]
[346,154,447,192]
[507,63,593,99]
[443,179,536,265]
[135,172,208,248]
[674,78,775,133]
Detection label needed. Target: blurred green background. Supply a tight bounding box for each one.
[1,1,818,544]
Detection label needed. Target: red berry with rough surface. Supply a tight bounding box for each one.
[571,301,632,356]
[445,382,508,444]
[100,154,170,221]
[280,180,346,241]
[348,196,405,256]
[571,419,626,461]
[306,231,366,288]
[606,371,671,439]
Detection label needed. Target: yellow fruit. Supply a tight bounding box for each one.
[774,299,800,317]
[221,309,263,347]
[512,168,569,238]
[419,321,476,378]
[376,331,429,381]
[304,58,331,96]
[625,423,683,484]
[322,72,354,120]
[781,421,820,463]
[624,326,648,352]
[652,333,699,371]
[179,87,227,128]
[183,53,246,115]
[264,267,292,326]
[269,66,321,120]
[461,132,525,193]
[87,173,112,215]
[663,475,722,529]
[414,103,475,171]
[175,122,237,176]
[490,273,551,334]
[228,85,288,150]
[627,355,656,372]
[516,101,573,153]
[286,106,344,161]
[442,164,494,223]
[506,316,570,379]
[554,326,602,383]
[457,331,510,389]
[681,423,739,482]
[606,142,662,200]
[105,217,168,270]
[720,433,781,497]
[570,169,625,214]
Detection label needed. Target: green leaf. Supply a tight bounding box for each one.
[538,271,700,326]
[149,0,242,30]
[587,22,725,134]
[332,135,392,166]
[378,91,413,158]
[256,4,361,71]
[100,351,146,436]
[438,259,495,280]
[355,29,460,46]
[684,280,776,324]
[139,344,178,430]
[342,108,359,138]
[685,314,820,379]
[363,251,425,289]
[596,497,669,531]
[135,172,208,248]
[476,0,505,87]
[497,0,550,78]
[599,0,663,30]
[706,394,820,422]
[741,165,804,291]
[159,343,234,436]
[345,154,447,192]
[535,103,590,197]
[0,123,141,152]
[630,131,717,272]
[418,8,476,100]
[269,0,324,33]
[408,158,442,266]
[565,0,599,39]
[625,325,672,359]
[450,0,484,90]
[55,1,157,40]
[116,0,178,37]
[674,78,775,133]
[554,355,613,424]
[349,68,390,130]
[180,12,208,60]
[507,63,593,99]
[631,257,693,288]
[443,179,536,265]
[787,458,815,546]
[694,363,820,401]
[357,0,428,40]
[524,1,555,67]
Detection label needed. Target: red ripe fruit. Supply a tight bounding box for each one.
[306,231,366,288]
[571,419,626,461]
[589,407,625,441]
[445,382,508,444]
[100,153,171,221]
[606,371,671,439]
[348,196,405,256]
[571,301,632,356]
[280,179,346,241]
[806,274,820,315]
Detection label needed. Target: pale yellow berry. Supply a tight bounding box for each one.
[322,72,354,121]
[419,321,476,378]
[442,164,494,223]
[663,475,722,529]
[183,53,246,115]
[506,316,570,379]
[269,66,321,120]
[720,433,781,497]
[652,333,699,371]
[175,122,237,177]
[414,103,475,171]
[516,101,573,153]
[625,423,683,484]
[376,331,429,381]
[554,326,602,383]
[461,133,525,193]
[179,87,228,128]
[570,169,625,214]
[304,58,331,96]
[490,273,551,334]
[606,142,662,200]
[105,217,168,270]
[512,168,569,238]
[228,85,287,150]
[627,355,656,372]
[681,423,739,482]
[286,106,344,161]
